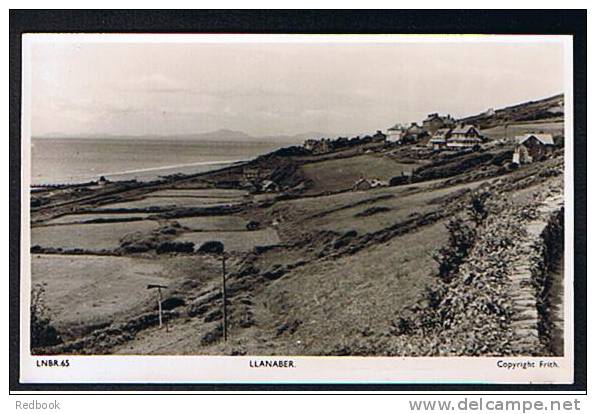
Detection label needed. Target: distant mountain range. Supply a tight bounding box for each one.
[33,129,339,144]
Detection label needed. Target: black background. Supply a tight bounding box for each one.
[9,9,587,393]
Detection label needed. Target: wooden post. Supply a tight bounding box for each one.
[222,253,228,342]
[157,287,163,329]
[147,284,168,330]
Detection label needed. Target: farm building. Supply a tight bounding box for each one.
[352,178,388,191]
[428,128,452,150]
[512,133,555,164]
[446,125,484,150]
[422,113,456,134]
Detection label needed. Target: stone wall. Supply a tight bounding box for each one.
[509,193,564,355]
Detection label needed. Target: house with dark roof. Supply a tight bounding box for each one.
[422,113,455,134]
[446,125,484,150]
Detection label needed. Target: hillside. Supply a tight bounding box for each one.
[459,93,564,129]
[30,94,566,358]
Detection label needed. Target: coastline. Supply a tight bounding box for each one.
[30,137,287,186]
[31,159,248,187]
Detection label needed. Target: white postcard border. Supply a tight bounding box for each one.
[19,33,575,385]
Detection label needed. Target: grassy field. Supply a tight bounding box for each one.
[175,228,281,252]
[482,121,564,140]
[264,177,489,236]
[175,215,248,231]
[148,188,248,198]
[31,253,224,342]
[113,220,448,355]
[301,154,418,194]
[31,254,170,332]
[101,196,239,209]
[251,220,448,355]
[31,221,158,250]
[314,179,490,234]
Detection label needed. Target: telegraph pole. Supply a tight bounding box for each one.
[222,253,228,342]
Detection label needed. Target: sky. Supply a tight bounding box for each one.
[28,38,566,138]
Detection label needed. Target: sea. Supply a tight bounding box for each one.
[31,138,286,186]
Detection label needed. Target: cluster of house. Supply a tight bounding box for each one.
[387,113,487,151]
[302,110,559,164]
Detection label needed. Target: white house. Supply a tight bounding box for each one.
[386,124,405,143]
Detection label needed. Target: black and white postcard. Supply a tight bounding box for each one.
[16,30,580,386]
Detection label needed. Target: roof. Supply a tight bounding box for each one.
[451,125,480,135]
[387,124,404,131]
[432,128,451,137]
[518,133,555,146]
[406,124,423,133]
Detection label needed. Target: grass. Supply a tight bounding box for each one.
[301,154,418,194]
[482,121,564,140]
[31,221,158,250]
[148,188,248,198]
[251,220,449,355]
[102,196,239,209]
[175,215,248,231]
[268,178,490,236]
[31,254,170,332]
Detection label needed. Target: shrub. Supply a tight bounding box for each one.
[197,241,225,254]
[354,206,390,217]
[246,220,260,230]
[389,175,410,186]
[433,216,477,283]
[30,284,61,350]
[156,241,195,254]
[121,241,153,253]
[468,190,491,225]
